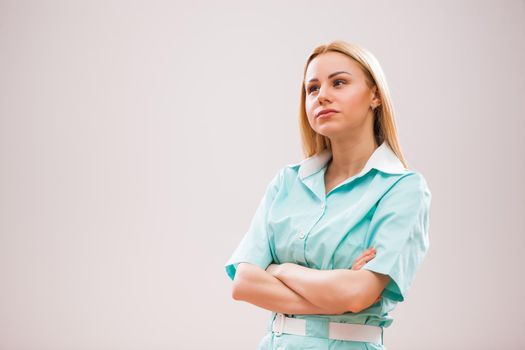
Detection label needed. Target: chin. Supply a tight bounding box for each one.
[314,126,344,139]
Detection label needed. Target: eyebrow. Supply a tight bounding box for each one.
[307,71,352,83]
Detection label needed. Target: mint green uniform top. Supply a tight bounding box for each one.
[225,142,431,350]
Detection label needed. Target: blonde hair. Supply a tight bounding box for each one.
[298,40,408,169]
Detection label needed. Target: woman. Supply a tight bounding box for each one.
[225,40,431,350]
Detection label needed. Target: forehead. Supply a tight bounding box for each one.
[305,51,364,80]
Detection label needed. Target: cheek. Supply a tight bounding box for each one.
[305,99,315,118]
[340,92,369,111]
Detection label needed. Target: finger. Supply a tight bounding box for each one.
[351,259,365,269]
[352,260,366,270]
[354,262,366,270]
[353,251,376,265]
[352,248,376,264]
[357,251,373,260]
[365,247,376,254]
[356,249,373,260]
[352,259,372,270]
[354,250,375,263]
[351,260,363,270]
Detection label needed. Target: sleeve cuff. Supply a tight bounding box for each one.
[225,258,272,281]
[362,261,404,302]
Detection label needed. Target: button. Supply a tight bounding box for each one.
[298,232,305,239]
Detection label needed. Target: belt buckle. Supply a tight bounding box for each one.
[273,313,285,336]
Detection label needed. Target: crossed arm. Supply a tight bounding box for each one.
[231,248,391,315]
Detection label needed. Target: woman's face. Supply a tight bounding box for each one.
[304,51,380,141]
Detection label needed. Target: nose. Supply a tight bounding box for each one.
[317,84,331,105]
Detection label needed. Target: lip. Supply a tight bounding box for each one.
[316,109,339,118]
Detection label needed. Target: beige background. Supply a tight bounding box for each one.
[1,0,524,349]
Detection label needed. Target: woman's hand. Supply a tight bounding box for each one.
[351,247,376,270]
[352,247,382,304]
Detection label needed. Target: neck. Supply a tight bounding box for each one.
[326,133,379,178]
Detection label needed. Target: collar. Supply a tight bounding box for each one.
[292,142,407,180]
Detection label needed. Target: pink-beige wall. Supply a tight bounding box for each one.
[1,0,524,349]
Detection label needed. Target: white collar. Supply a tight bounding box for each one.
[293,142,407,180]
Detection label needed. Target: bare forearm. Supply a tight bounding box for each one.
[232,263,344,315]
[272,263,362,313]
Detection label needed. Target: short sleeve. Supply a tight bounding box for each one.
[362,172,431,302]
[224,168,283,281]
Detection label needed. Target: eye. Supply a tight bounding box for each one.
[307,85,319,94]
[306,79,346,94]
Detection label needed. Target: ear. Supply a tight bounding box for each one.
[371,86,382,107]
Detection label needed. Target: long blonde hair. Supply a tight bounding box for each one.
[298,40,408,169]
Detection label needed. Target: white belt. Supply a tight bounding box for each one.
[271,313,383,344]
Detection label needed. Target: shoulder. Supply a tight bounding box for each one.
[383,170,432,207]
[394,170,430,192]
[271,160,303,180]
[265,162,298,189]
[269,163,298,186]
[262,161,304,194]
[285,159,302,171]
